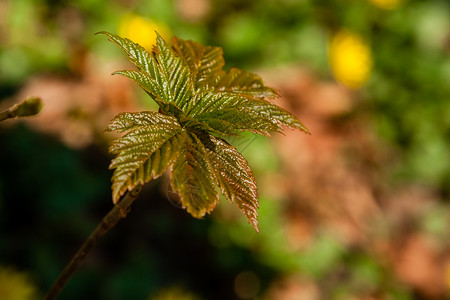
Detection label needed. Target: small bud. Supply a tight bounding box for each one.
[11,97,43,118]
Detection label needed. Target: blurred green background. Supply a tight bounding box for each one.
[1,0,450,299]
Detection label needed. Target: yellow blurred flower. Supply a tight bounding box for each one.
[118,14,171,50]
[368,0,403,10]
[0,266,38,300]
[329,30,373,89]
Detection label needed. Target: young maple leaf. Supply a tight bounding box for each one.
[99,31,309,232]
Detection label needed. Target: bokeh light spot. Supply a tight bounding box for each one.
[234,271,261,299]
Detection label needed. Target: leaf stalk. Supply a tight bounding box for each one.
[0,97,42,123]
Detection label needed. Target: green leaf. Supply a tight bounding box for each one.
[102,31,310,231]
[172,36,224,90]
[170,132,219,218]
[200,134,260,231]
[97,31,159,79]
[194,107,275,136]
[216,67,279,99]
[187,92,309,136]
[238,99,310,134]
[112,70,184,117]
[107,111,183,203]
[113,70,162,101]
[99,31,194,114]
[129,132,186,194]
[153,33,195,109]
